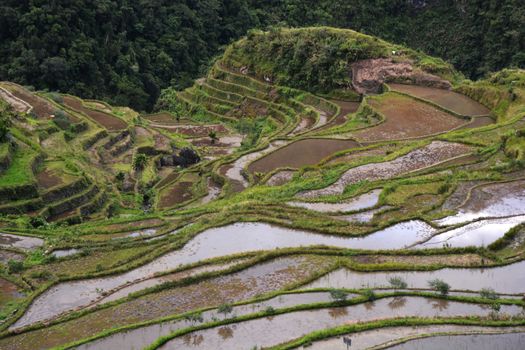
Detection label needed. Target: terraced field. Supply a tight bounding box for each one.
[0,27,524,350]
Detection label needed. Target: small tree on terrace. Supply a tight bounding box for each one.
[208,130,218,144]
[132,153,148,170]
[389,276,408,290]
[428,279,450,296]
[329,289,348,303]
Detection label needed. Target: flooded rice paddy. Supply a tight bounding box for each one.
[248,138,360,174]
[388,332,525,350]
[389,84,490,117]
[13,221,436,328]
[288,189,381,213]
[303,326,525,350]
[416,215,525,249]
[0,232,44,250]
[436,180,525,226]
[78,291,336,350]
[157,297,521,350]
[301,141,471,198]
[306,260,525,294]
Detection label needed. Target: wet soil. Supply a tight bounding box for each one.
[389,84,490,117]
[353,94,466,142]
[9,86,59,120]
[288,189,381,213]
[0,233,44,250]
[266,170,295,186]
[35,169,64,189]
[248,139,360,174]
[158,181,194,208]
[63,96,126,131]
[301,141,471,198]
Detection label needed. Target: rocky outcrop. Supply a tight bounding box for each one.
[160,147,200,168]
[351,58,451,94]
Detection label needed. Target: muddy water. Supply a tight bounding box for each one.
[248,139,360,174]
[389,84,490,117]
[301,141,471,198]
[112,228,158,240]
[266,170,295,186]
[198,178,222,204]
[0,233,44,250]
[389,332,525,350]
[436,180,525,226]
[417,215,525,249]
[157,297,521,350]
[0,277,24,305]
[306,260,525,294]
[288,189,381,213]
[225,141,287,187]
[335,206,393,223]
[78,292,334,350]
[304,326,525,350]
[51,249,80,258]
[14,222,433,329]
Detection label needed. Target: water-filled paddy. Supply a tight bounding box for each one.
[0,233,44,250]
[301,141,471,198]
[416,215,525,249]
[388,332,525,350]
[303,326,525,350]
[288,189,381,213]
[248,138,360,174]
[389,84,491,117]
[13,221,434,328]
[306,260,525,294]
[436,180,525,226]
[78,292,335,350]
[157,297,521,350]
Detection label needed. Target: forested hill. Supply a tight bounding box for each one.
[0,0,523,112]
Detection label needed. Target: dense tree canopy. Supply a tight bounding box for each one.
[0,0,523,111]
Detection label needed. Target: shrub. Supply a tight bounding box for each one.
[53,109,71,130]
[428,279,450,295]
[217,303,233,317]
[388,276,408,289]
[480,288,499,300]
[329,289,348,302]
[133,153,148,170]
[7,260,24,273]
[362,288,376,301]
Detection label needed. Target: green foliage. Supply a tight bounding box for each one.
[7,259,24,273]
[388,276,408,289]
[329,289,348,302]
[217,303,233,315]
[0,100,13,142]
[133,153,148,170]
[428,279,450,296]
[362,288,376,301]
[480,288,499,300]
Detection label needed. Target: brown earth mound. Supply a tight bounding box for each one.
[351,58,451,94]
[63,96,126,131]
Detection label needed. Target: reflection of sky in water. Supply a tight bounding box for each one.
[419,215,525,249]
[436,188,525,226]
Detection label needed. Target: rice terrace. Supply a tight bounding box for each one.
[0,4,525,349]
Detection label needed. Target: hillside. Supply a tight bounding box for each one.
[0,1,523,110]
[0,27,524,349]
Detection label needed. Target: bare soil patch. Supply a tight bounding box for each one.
[36,169,64,189]
[143,112,178,123]
[389,83,490,116]
[158,181,194,208]
[351,58,451,94]
[354,94,467,142]
[352,253,487,266]
[9,86,81,121]
[0,87,31,113]
[152,123,228,137]
[63,96,126,131]
[248,139,359,174]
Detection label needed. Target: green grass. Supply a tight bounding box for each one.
[0,146,37,187]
